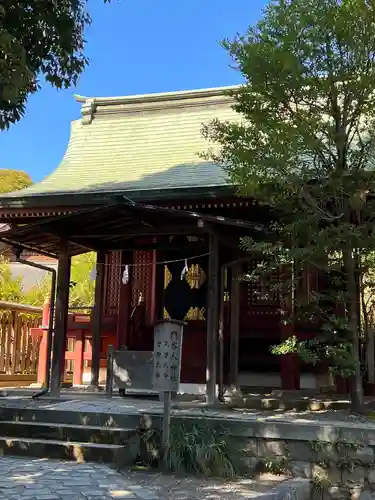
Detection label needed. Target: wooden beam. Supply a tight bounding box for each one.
[108,241,207,252]
[229,262,241,389]
[70,225,201,239]
[120,198,267,233]
[90,251,106,388]
[0,237,57,259]
[206,232,219,405]
[50,240,71,397]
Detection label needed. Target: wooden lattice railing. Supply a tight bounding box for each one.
[0,301,42,385]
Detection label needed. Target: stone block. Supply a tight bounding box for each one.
[257,439,288,457]
[113,350,153,391]
[339,424,374,447]
[254,421,339,443]
[288,440,314,461]
[359,491,375,500]
[311,488,324,500]
[288,460,312,478]
[342,465,366,487]
[345,446,374,465]
[313,442,339,463]
[241,456,262,473]
[259,398,280,410]
[309,401,325,412]
[224,420,256,438]
[368,467,375,485]
[351,485,364,500]
[256,478,311,500]
[358,490,375,500]
[323,486,350,500]
[241,438,257,457]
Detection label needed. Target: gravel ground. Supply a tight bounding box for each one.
[119,470,287,499]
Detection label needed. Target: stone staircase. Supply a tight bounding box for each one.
[0,404,142,466]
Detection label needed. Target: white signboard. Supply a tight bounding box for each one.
[152,320,184,392]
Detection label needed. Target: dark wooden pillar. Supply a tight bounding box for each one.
[90,251,106,388]
[229,262,241,389]
[148,250,157,324]
[116,250,133,349]
[206,233,219,404]
[154,248,166,322]
[50,240,71,397]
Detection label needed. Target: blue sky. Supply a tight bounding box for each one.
[0,0,268,182]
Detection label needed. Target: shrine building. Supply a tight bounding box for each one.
[0,86,323,399]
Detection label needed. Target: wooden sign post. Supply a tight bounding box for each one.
[152,319,184,467]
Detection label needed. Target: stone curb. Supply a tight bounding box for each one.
[251,478,311,500]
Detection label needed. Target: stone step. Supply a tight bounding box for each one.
[0,435,139,465]
[0,420,136,445]
[0,406,147,429]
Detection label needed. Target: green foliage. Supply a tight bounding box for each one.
[0,256,23,302]
[0,1,112,129]
[203,0,375,408]
[169,423,235,477]
[144,423,238,478]
[262,456,287,475]
[69,252,95,310]
[0,253,95,309]
[0,169,32,193]
[23,275,51,307]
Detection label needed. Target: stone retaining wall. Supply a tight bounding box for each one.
[156,415,375,500]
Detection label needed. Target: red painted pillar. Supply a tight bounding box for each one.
[36,296,51,386]
[36,329,48,386]
[116,251,133,349]
[42,296,50,328]
[73,330,84,386]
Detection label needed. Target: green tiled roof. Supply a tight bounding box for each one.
[4,86,239,200]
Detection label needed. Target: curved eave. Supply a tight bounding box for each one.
[0,186,235,212]
[73,84,239,107]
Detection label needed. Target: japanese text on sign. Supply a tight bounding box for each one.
[152,322,184,392]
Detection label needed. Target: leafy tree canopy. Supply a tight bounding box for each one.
[0,256,23,302]
[1,253,95,309]
[0,169,32,193]
[0,1,111,130]
[203,0,375,410]
[69,252,95,310]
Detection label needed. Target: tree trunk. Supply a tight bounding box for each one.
[344,249,364,412]
[359,263,374,384]
[367,328,375,384]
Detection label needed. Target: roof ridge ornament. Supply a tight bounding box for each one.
[80,98,97,125]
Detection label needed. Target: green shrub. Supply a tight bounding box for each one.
[143,422,239,478]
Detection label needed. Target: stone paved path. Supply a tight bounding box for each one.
[0,456,286,499]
